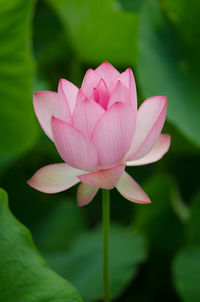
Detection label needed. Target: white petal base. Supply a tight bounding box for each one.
[27,163,82,193]
[116,171,151,204]
[77,183,99,207]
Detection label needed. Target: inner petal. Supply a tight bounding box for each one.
[93,79,110,110]
[108,80,128,108]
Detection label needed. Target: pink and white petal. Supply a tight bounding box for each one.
[116,171,151,204]
[58,79,72,123]
[33,91,59,140]
[27,163,82,193]
[126,134,171,166]
[92,103,135,167]
[72,90,105,138]
[108,80,128,108]
[81,69,101,98]
[78,165,125,189]
[95,61,120,86]
[59,78,79,114]
[124,96,168,161]
[109,68,137,111]
[77,183,99,207]
[51,117,98,171]
[94,79,110,109]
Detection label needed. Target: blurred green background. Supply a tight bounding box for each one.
[0,0,200,301]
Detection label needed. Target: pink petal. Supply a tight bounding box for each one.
[110,68,137,111]
[81,68,101,98]
[51,117,98,170]
[27,163,82,193]
[94,79,110,109]
[124,96,168,161]
[127,134,171,166]
[77,183,99,207]
[33,91,59,140]
[72,90,105,138]
[108,80,128,108]
[57,79,71,123]
[78,165,125,189]
[95,61,120,86]
[58,78,79,114]
[92,103,135,167]
[116,171,151,204]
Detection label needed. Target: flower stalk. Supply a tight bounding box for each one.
[102,189,110,302]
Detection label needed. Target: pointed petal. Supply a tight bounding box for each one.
[33,91,59,140]
[51,117,98,170]
[110,68,137,111]
[77,183,99,207]
[78,165,125,189]
[58,78,79,114]
[95,61,120,86]
[72,90,105,138]
[127,134,171,166]
[124,96,168,161]
[108,80,127,108]
[81,68,101,98]
[94,79,110,109]
[57,79,71,123]
[116,172,151,204]
[27,163,82,193]
[92,103,135,167]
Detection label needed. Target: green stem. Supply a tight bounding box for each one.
[102,189,110,302]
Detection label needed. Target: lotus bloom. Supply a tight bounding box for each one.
[28,62,170,206]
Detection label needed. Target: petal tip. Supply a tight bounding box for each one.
[51,115,57,122]
[27,176,40,192]
[33,91,39,97]
[158,95,168,104]
[27,178,33,187]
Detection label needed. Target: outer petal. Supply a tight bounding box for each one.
[58,79,71,123]
[124,96,168,161]
[81,68,101,98]
[116,172,151,204]
[72,90,105,138]
[33,91,59,140]
[51,117,98,171]
[108,80,128,108]
[27,163,82,193]
[127,134,170,166]
[95,61,120,86]
[92,102,135,167]
[78,165,125,189]
[77,183,99,207]
[58,78,79,115]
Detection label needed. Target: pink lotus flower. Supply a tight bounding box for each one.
[28,62,170,206]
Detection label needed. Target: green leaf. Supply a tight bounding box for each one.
[0,0,38,166]
[33,3,71,88]
[34,199,87,252]
[134,173,185,254]
[46,0,139,64]
[173,247,200,302]
[187,191,200,245]
[161,0,200,60]
[137,0,200,146]
[118,0,143,13]
[0,188,83,302]
[45,224,147,302]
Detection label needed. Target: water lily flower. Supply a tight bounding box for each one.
[28,62,170,206]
